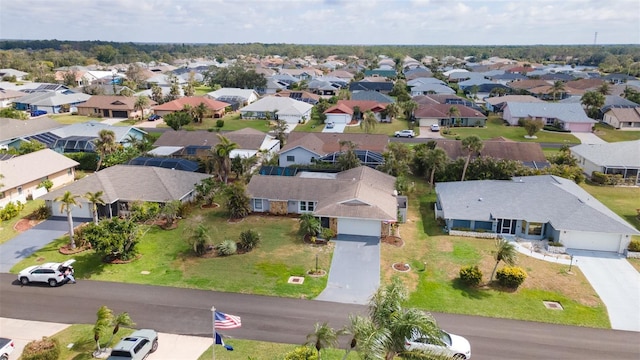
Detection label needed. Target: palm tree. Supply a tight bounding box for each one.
[550,80,565,101]
[84,191,105,224]
[56,191,81,249]
[461,135,483,181]
[597,82,611,95]
[298,213,320,237]
[225,181,251,220]
[360,110,377,134]
[272,119,288,145]
[107,312,135,347]
[93,306,113,355]
[401,100,418,122]
[212,134,238,184]
[490,238,518,281]
[424,148,448,191]
[446,105,460,132]
[580,91,606,119]
[192,102,209,123]
[385,102,400,122]
[133,95,150,121]
[94,129,118,171]
[306,322,342,360]
[336,140,361,171]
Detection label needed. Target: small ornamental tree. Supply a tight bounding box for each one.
[523,119,544,137]
[239,229,260,252]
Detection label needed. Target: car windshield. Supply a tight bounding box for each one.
[439,331,452,346]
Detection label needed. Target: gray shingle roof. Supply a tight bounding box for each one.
[0,117,63,142]
[0,149,79,191]
[436,175,639,235]
[570,140,640,167]
[505,102,595,123]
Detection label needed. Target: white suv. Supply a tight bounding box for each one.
[18,259,76,287]
[394,129,415,138]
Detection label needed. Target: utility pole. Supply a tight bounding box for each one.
[593,32,598,46]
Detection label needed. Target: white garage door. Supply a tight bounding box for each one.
[561,231,622,253]
[338,218,381,237]
[326,113,351,124]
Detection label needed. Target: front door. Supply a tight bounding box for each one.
[497,219,516,234]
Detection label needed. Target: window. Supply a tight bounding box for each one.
[528,222,543,236]
[0,192,4,199]
[286,155,295,162]
[299,201,315,212]
[253,199,263,211]
[17,186,23,195]
[68,168,73,176]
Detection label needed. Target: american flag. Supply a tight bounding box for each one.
[214,311,242,329]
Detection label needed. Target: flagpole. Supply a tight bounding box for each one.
[211,306,216,360]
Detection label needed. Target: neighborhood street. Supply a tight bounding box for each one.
[0,274,638,360]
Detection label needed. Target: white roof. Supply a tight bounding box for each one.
[571,140,640,167]
[207,88,258,101]
[240,96,313,116]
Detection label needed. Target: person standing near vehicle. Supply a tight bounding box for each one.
[64,267,76,283]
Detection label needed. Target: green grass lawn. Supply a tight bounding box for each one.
[50,324,134,360]
[178,113,272,132]
[593,123,640,142]
[580,182,640,237]
[195,85,213,96]
[442,116,581,144]
[0,199,44,245]
[10,206,329,299]
[50,114,99,125]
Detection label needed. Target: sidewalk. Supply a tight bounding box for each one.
[0,317,212,360]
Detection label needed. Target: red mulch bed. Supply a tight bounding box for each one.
[59,244,91,255]
[381,236,404,247]
[13,218,41,232]
[392,262,410,272]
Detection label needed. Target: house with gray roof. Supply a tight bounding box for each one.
[239,96,313,124]
[41,165,210,220]
[602,106,640,129]
[0,117,63,150]
[409,83,456,96]
[247,166,403,238]
[14,91,91,115]
[570,140,640,185]
[0,149,79,209]
[435,175,639,253]
[0,88,25,108]
[502,102,595,132]
[350,91,395,103]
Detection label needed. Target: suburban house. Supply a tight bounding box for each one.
[247,166,404,238]
[43,121,147,153]
[602,106,640,129]
[206,88,260,106]
[434,138,550,169]
[274,90,321,105]
[41,165,211,219]
[151,96,230,118]
[12,91,91,114]
[409,83,456,96]
[502,102,595,132]
[151,128,280,159]
[0,88,26,108]
[76,95,156,118]
[570,140,640,185]
[324,100,389,124]
[0,68,29,81]
[435,175,639,253]
[484,95,544,112]
[351,90,395,103]
[0,117,63,150]
[278,132,389,167]
[414,103,487,128]
[239,96,313,124]
[349,81,394,94]
[0,149,79,208]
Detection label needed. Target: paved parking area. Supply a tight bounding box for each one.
[417,126,444,139]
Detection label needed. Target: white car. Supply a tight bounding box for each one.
[431,124,440,132]
[18,259,76,287]
[405,330,471,359]
[394,129,415,138]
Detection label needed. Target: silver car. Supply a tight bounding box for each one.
[18,259,76,287]
[405,330,471,359]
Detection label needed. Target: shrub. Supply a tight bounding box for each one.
[320,227,335,240]
[32,204,52,220]
[459,265,483,287]
[239,229,260,251]
[284,346,318,360]
[65,152,98,171]
[216,119,224,128]
[496,266,528,288]
[0,201,24,220]
[628,239,640,252]
[22,337,60,360]
[38,179,54,191]
[216,239,237,256]
[543,125,571,133]
[129,201,161,222]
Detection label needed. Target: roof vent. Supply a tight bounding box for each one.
[478,197,483,201]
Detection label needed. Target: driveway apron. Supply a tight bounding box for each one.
[567,249,640,332]
[0,217,83,273]
[315,235,380,305]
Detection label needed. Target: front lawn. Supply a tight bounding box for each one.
[0,199,44,245]
[593,123,640,142]
[179,113,272,132]
[10,206,330,299]
[442,116,581,144]
[580,182,640,240]
[50,114,98,125]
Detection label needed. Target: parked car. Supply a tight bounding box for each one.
[30,110,47,117]
[107,329,158,360]
[0,337,14,360]
[431,124,440,132]
[148,114,161,121]
[394,129,415,138]
[405,330,471,359]
[17,259,76,287]
[326,121,335,129]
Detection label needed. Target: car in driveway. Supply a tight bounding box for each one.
[107,329,158,360]
[18,259,76,287]
[325,121,335,129]
[405,330,471,359]
[148,114,161,121]
[30,110,47,117]
[394,129,415,138]
[431,124,440,132]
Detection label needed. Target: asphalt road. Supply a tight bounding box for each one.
[1,274,638,360]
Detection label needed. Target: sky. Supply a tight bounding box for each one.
[1,0,639,45]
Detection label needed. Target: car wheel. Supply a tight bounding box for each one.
[409,135,413,138]
[20,277,29,285]
[1,354,9,360]
[48,279,58,287]
[151,339,158,353]
[453,354,466,360]
[395,134,399,137]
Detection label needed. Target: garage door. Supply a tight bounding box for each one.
[338,218,381,237]
[112,110,128,118]
[561,231,622,253]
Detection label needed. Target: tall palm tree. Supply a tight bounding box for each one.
[93,305,113,355]
[94,129,118,171]
[360,110,377,134]
[424,148,448,191]
[461,135,484,181]
[550,80,565,101]
[385,102,400,122]
[446,105,460,132]
[490,238,518,281]
[192,102,208,123]
[133,95,150,120]
[212,134,238,184]
[306,322,342,360]
[336,140,361,171]
[56,191,81,249]
[107,312,135,347]
[597,82,611,95]
[401,100,418,122]
[84,191,105,224]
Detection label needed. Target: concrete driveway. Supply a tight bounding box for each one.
[572,132,607,144]
[315,235,380,305]
[418,126,444,139]
[322,123,346,133]
[567,249,640,331]
[0,217,87,273]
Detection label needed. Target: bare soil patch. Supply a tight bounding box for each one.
[381,235,404,247]
[13,218,41,232]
